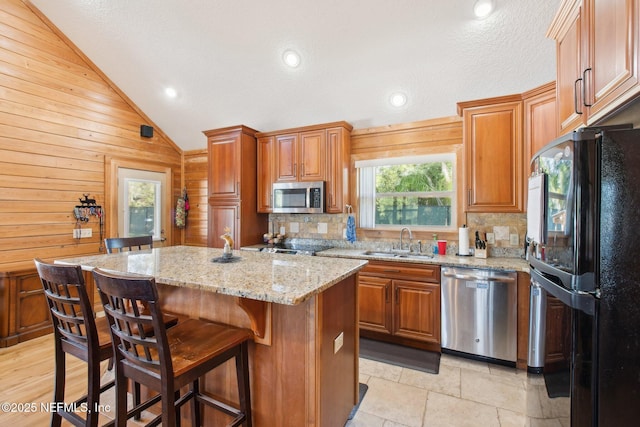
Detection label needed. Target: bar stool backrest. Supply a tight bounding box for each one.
[93,269,171,378]
[34,258,99,357]
[104,235,153,254]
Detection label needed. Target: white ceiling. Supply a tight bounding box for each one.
[29,0,561,151]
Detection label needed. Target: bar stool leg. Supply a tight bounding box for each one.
[51,340,65,427]
[86,358,101,427]
[236,341,252,427]
[190,379,201,427]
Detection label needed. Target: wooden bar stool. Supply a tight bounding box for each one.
[93,268,253,427]
[34,259,158,427]
[103,235,179,417]
[104,235,154,253]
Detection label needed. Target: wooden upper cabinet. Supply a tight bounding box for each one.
[274,130,326,182]
[326,127,351,213]
[523,82,558,171]
[458,96,524,213]
[257,136,275,213]
[274,133,298,182]
[585,0,640,120]
[204,125,258,200]
[550,0,585,133]
[547,0,640,133]
[298,129,326,181]
[257,121,353,212]
[207,134,241,198]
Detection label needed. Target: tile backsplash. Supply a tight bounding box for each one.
[266,212,526,258]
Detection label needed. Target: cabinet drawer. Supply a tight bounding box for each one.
[361,261,440,283]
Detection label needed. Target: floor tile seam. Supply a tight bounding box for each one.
[426,389,503,419]
[459,366,528,390]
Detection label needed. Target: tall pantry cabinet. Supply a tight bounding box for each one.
[204,125,267,249]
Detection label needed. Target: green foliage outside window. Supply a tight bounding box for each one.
[375,162,453,227]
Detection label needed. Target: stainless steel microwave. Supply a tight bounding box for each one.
[272,181,324,213]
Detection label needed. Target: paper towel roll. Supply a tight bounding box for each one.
[458,226,470,255]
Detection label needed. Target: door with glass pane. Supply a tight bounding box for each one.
[117,168,167,243]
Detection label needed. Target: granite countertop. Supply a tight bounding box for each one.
[317,248,530,273]
[57,245,368,305]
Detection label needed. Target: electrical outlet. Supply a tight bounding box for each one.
[334,332,344,354]
[509,233,519,246]
[73,228,92,238]
[486,233,495,244]
[279,226,286,235]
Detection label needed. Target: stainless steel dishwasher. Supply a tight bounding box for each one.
[441,266,517,364]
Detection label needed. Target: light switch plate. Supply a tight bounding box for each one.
[509,233,519,246]
[317,222,328,234]
[279,226,286,235]
[486,233,495,244]
[73,228,92,238]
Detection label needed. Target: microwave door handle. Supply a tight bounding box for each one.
[306,187,311,209]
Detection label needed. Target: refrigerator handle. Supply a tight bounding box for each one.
[530,268,596,316]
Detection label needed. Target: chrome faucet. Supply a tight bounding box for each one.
[399,227,413,252]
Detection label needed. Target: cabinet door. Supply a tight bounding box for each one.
[544,295,572,372]
[207,203,239,249]
[299,129,326,181]
[393,280,440,344]
[464,101,523,212]
[257,136,275,213]
[585,0,640,120]
[208,134,240,199]
[358,275,392,334]
[326,127,349,213]
[275,134,298,182]
[555,1,586,133]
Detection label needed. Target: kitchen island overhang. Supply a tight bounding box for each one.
[57,245,367,427]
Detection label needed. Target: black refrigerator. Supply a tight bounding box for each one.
[527,126,640,427]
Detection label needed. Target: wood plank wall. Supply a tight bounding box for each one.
[0,0,184,271]
[183,149,208,246]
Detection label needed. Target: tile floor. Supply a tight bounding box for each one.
[347,354,570,427]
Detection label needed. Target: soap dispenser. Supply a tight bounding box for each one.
[432,233,438,255]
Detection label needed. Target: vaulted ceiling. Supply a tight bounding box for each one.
[29,0,561,151]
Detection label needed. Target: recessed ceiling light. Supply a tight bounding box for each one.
[389,92,407,107]
[282,50,301,68]
[164,87,178,98]
[474,0,495,19]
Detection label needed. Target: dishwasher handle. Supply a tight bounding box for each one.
[442,271,516,283]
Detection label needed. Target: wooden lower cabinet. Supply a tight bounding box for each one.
[0,268,99,347]
[358,275,392,334]
[393,279,440,343]
[544,294,571,372]
[358,261,440,350]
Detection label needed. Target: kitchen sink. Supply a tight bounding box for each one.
[361,250,397,257]
[361,250,433,259]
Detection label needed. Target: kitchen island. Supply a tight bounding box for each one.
[57,245,367,427]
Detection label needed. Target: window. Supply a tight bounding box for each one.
[117,168,166,239]
[357,154,456,230]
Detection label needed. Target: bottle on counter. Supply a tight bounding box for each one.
[432,233,438,255]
